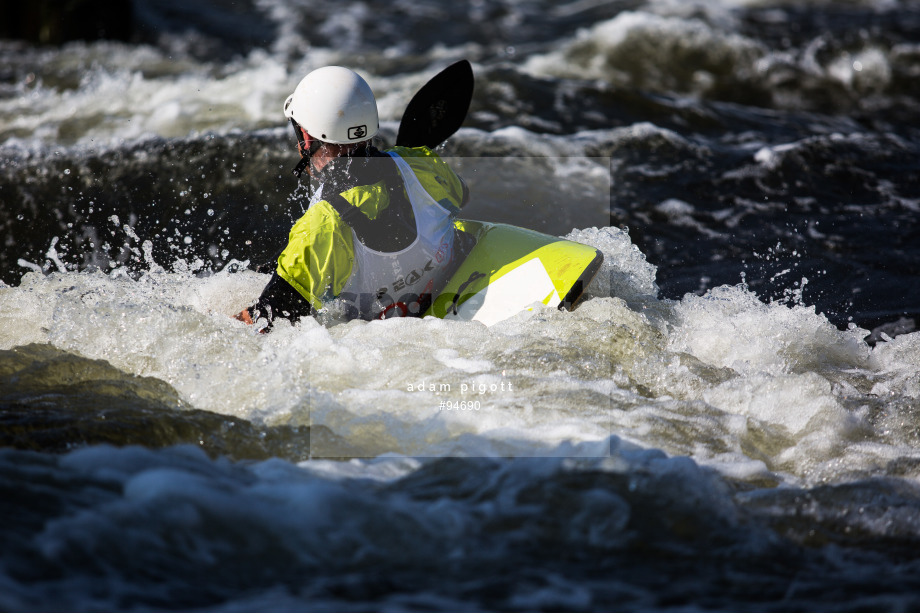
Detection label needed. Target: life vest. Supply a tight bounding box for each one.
[337,151,457,319]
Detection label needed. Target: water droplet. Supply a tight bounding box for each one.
[64,169,71,175]
[207,209,214,216]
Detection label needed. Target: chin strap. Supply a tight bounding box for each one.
[290,118,314,178]
[292,156,310,178]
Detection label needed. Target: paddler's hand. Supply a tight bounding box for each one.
[233,308,254,325]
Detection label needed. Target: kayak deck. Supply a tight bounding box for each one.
[426,220,604,325]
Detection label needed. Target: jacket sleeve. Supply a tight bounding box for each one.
[269,201,355,317]
[250,271,316,323]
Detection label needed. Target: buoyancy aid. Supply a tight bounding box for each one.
[336,151,458,319]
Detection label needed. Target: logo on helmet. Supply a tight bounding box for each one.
[348,125,368,140]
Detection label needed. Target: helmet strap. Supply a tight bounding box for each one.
[292,156,310,178]
[290,119,322,178]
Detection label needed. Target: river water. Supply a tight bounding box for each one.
[2,0,920,611]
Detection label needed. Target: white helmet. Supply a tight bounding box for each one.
[283,66,379,144]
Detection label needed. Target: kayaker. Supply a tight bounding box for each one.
[234,66,470,327]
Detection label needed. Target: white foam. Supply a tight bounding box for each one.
[522,11,764,95]
[869,331,920,399]
[565,226,659,309]
[1,229,916,487]
[0,41,426,148]
[668,284,869,376]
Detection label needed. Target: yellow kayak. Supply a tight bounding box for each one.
[426,220,604,325]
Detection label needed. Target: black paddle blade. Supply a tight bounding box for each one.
[396,60,474,149]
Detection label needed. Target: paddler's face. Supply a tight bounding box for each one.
[291,120,339,174]
[292,121,321,159]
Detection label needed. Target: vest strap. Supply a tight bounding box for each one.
[327,192,365,227]
[324,154,417,252]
